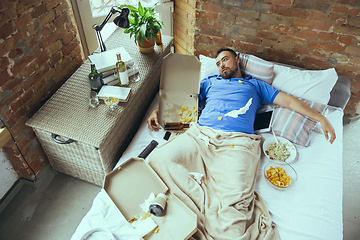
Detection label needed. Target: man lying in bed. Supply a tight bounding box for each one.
[146,48,336,240]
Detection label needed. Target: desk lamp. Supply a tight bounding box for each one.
[93,7,130,52]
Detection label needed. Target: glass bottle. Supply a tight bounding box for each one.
[115,53,129,87]
[156,30,162,45]
[89,64,104,92]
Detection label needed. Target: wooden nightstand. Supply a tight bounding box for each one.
[26,29,173,186]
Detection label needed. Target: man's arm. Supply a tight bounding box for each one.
[273,92,336,144]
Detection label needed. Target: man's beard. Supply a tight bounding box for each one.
[220,65,238,79]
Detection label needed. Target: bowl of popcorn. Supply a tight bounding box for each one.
[264,161,298,190]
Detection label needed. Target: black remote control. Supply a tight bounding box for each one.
[137,140,158,159]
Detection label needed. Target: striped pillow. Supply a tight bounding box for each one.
[238,53,275,84]
[272,97,327,147]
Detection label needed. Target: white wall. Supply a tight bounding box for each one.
[0,150,18,199]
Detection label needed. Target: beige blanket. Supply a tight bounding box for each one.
[148,124,279,240]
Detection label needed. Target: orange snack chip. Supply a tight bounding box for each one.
[266,166,291,187]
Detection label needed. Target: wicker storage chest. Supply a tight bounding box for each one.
[26,30,173,186]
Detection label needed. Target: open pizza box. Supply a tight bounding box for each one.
[158,53,201,131]
[104,157,197,239]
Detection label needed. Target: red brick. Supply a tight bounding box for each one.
[279,35,307,45]
[298,29,317,39]
[332,5,360,16]
[0,29,28,57]
[71,46,81,59]
[22,64,50,92]
[6,106,28,129]
[9,47,25,60]
[294,46,309,55]
[204,2,230,14]
[39,10,56,27]
[54,13,68,28]
[294,19,332,31]
[0,57,9,72]
[256,31,278,40]
[55,2,68,17]
[308,41,344,53]
[212,37,233,47]
[262,0,292,7]
[196,10,217,20]
[49,51,62,67]
[46,0,63,10]
[10,45,41,75]
[10,89,34,114]
[235,16,252,26]
[271,6,308,18]
[16,0,42,15]
[14,12,32,30]
[243,1,255,8]
[1,76,22,98]
[0,7,16,28]
[35,51,50,67]
[338,35,357,45]
[32,4,46,18]
[329,13,348,24]
[40,27,64,49]
[301,56,333,69]
[47,40,62,55]
[41,23,56,37]
[318,32,337,42]
[1,20,16,39]
[0,70,11,88]
[309,10,328,21]
[348,16,360,28]
[20,61,38,80]
[200,19,222,29]
[62,31,74,45]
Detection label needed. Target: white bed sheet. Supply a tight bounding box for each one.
[71,94,343,240]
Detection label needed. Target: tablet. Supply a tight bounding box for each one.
[254,109,274,133]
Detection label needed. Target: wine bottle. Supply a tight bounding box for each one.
[164,122,190,130]
[115,53,129,87]
[156,31,162,46]
[89,64,104,92]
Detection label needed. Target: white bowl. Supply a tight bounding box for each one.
[264,161,298,190]
[263,136,297,164]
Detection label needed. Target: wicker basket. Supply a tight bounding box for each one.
[26,30,173,186]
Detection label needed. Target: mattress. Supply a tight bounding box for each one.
[71,93,343,240]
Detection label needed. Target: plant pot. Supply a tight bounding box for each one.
[137,37,156,53]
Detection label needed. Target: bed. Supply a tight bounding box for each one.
[71,54,350,240]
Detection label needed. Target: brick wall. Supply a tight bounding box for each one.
[0,0,85,179]
[174,0,360,116]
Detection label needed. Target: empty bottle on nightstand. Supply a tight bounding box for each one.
[89,64,104,92]
[116,53,129,87]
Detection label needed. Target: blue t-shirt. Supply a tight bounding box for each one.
[198,74,279,134]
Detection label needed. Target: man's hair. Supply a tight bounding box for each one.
[215,48,237,58]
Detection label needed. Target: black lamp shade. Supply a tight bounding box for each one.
[114,8,130,28]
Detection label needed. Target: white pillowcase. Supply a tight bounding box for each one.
[199,55,218,80]
[272,64,338,105]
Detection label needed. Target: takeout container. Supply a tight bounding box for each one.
[104,157,197,239]
[158,53,201,131]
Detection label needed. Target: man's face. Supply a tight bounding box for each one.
[215,51,241,79]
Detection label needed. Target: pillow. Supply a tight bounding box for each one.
[199,55,218,80]
[199,54,275,84]
[238,53,275,84]
[272,97,327,147]
[272,64,338,105]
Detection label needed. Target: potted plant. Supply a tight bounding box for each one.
[119,2,163,53]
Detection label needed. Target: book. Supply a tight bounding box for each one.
[88,47,134,73]
[97,86,131,102]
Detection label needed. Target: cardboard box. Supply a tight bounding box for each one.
[158,53,201,130]
[104,158,197,239]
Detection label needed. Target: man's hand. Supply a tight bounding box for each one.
[319,116,336,144]
[147,108,160,131]
[274,92,336,144]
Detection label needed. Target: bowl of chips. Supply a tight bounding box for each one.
[264,161,298,190]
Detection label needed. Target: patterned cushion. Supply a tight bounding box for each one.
[272,97,327,147]
[238,53,275,84]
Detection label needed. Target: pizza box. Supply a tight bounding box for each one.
[158,53,201,131]
[104,157,197,240]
